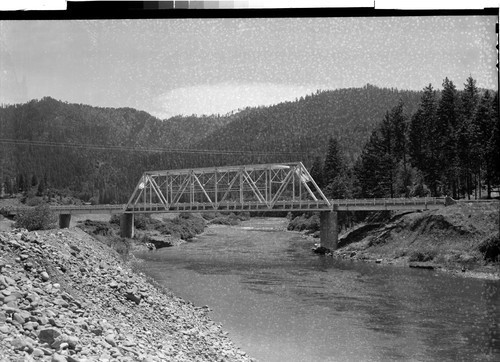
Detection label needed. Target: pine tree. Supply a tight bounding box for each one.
[471,90,495,198]
[487,91,500,197]
[3,177,13,196]
[437,77,460,197]
[323,137,349,199]
[37,178,46,196]
[457,76,480,198]
[31,174,38,188]
[409,84,440,195]
[309,156,324,189]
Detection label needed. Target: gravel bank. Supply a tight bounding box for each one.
[0,227,254,362]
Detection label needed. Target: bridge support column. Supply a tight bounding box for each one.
[59,214,71,229]
[120,213,134,238]
[320,211,338,251]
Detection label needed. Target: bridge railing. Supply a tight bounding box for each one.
[331,197,445,206]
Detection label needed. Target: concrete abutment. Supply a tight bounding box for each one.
[120,213,134,238]
[320,210,338,251]
[59,214,71,229]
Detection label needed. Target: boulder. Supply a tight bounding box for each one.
[38,327,62,345]
[312,246,331,255]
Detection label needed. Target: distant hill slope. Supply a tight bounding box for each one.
[193,85,423,164]
[0,97,230,201]
[0,85,423,202]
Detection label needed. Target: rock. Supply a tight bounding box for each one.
[312,246,331,255]
[33,348,45,357]
[10,337,32,351]
[52,353,68,362]
[41,271,50,281]
[0,325,10,334]
[125,290,142,305]
[375,259,382,264]
[13,312,26,324]
[67,335,79,349]
[105,334,117,347]
[38,327,62,345]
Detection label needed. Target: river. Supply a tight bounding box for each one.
[135,218,500,362]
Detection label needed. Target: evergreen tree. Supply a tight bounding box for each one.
[409,84,440,195]
[486,91,500,197]
[309,156,324,189]
[471,90,495,198]
[3,177,13,196]
[37,178,46,196]
[457,76,480,198]
[31,174,38,188]
[354,128,393,198]
[323,137,349,199]
[437,77,460,197]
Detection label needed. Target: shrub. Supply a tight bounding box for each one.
[109,214,121,225]
[408,249,437,262]
[14,204,58,231]
[288,213,319,232]
[155,214,205,240]
[478,233,500,262]
[25,196,44,207]
[78,220,113,236]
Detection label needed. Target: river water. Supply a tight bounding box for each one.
[135,218,500,362]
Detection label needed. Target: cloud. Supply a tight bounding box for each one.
[153,82,325,119]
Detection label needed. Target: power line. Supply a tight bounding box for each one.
[0,138,305,157]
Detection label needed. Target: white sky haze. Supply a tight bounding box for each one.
[0,15,497,119]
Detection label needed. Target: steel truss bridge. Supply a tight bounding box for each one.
[125,162,330,213]
[3,163,457,250]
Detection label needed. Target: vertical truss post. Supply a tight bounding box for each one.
[239,169,244,204]
[214,170,218,206]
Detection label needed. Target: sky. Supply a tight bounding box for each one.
[0,15,497,119]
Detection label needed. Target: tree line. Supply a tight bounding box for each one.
[310,76,499,200]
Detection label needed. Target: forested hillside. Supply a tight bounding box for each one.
[314,77,499,200]
[0,97,230,203]
[1,85,423,204]
[7,80,494,204]
[194,85,423,165]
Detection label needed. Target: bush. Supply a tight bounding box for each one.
[408,249,437,262]
[78,220,114,236]
[14,204,58,231]
[478,233,500,262]
[156,214,205,240]
[25,196,44,207]
[287,213,320,232]
[109,214,121,225]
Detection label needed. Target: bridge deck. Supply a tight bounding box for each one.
[3,197,448,216]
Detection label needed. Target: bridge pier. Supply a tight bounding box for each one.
[59,214,71,229]
[320,211,338,251]
[120,213,134,238]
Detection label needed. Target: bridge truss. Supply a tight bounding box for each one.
[125,162,331,213]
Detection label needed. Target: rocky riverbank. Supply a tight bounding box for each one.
[0,227,254,362]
